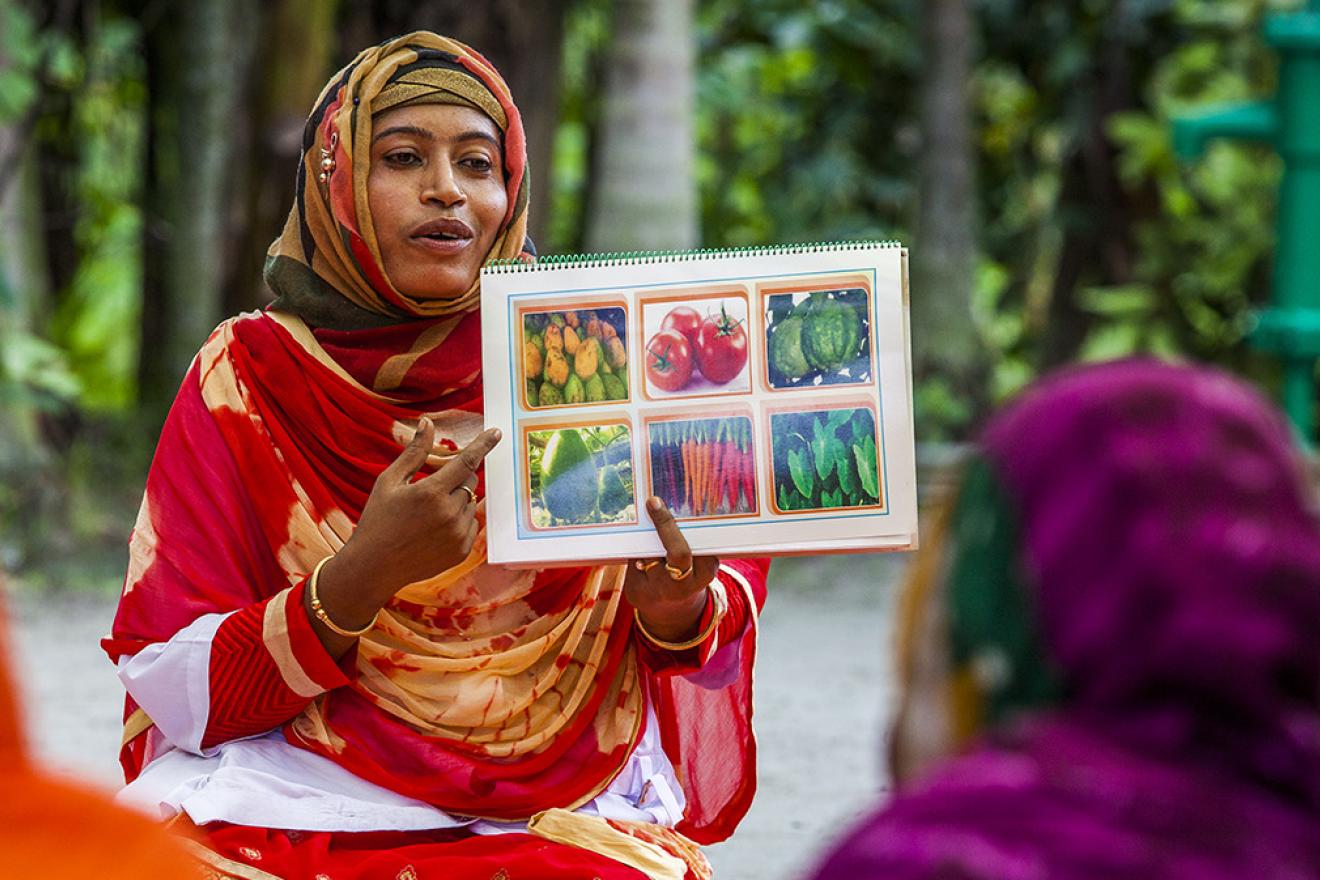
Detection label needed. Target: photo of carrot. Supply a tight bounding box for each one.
[647,416,756,518]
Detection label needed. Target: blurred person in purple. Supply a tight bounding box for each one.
[808,360,1320,879]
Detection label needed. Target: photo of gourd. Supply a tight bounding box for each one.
[646,416,757,519]
[526,424,636,528]
[764,288,872,389]
[522,307,629,408]
[770,407,881,512]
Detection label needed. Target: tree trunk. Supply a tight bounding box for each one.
[0,128,62,570]
[912,0,982,419]
[138,0,259,425]
[339,1,569,251]
[225,0,339,316]
[585,0,697,251]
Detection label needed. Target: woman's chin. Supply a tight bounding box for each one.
[395,268,478,302]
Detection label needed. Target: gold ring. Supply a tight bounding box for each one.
[664,562,693,581]
[633,558,662,572]
[461,485,477,505]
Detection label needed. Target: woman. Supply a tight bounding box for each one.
[102,32,766,880]
[808,360,1320,879]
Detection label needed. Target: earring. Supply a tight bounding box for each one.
[318,131,338,184]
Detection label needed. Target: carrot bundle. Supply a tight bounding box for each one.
[649,417,756,517]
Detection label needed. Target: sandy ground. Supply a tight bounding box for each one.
[7,551,905,880]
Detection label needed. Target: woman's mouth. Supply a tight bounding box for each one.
[409,218,475,255]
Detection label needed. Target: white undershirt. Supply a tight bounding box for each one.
[114,612,685,832]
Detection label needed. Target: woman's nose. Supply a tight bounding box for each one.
[421,162,464,206]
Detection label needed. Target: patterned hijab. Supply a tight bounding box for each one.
[264,31,531,329]
[813,360,1320,879]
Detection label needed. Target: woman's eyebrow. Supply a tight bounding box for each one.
[453,130,501,149]
[372,127,500,148]
[373,125,434,143]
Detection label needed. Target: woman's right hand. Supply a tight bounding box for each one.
[308,418,502,653]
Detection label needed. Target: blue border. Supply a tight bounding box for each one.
[506,267,893,539]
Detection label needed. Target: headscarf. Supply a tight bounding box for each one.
[264,31,531,329]
[0,582,199,877]
[811,359,1320,879]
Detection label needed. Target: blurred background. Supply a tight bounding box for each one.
[0,0,1304,877]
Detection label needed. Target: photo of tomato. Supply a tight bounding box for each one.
[645,329,694,392]
[695,303,748,384]
[660,306,703,349]
[640,293,751,398]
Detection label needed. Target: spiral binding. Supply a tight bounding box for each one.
[482,239,901,273]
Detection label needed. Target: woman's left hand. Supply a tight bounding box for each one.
[624,497,720,643]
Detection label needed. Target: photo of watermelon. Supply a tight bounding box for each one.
[522,306,630,409]
[526,423,637,528]
[764,287,872,389]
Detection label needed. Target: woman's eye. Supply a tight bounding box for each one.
[462,156,494,173]
[385,151,421,167]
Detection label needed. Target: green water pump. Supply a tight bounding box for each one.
[1174,0,1320,440]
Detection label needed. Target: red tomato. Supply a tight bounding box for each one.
[696,303,748,384]
[645,329,694,392]
[660,306,703,348]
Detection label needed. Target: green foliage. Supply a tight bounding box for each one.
[47,16,147,411]
[696,0,918,246]
[973,0,1286,401]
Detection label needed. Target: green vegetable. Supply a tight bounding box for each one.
[769,316,810,379]
[854,434,879,500]
[787,446,814,497]
[802,293,862,371]
[565,374,585,404]
[541,429,599,521]
[526,379,538,403]
[597,464,631,515]
[601,373,626,400]
[538,383,564,407]
[584,373,606,402]
[528,332,545,358]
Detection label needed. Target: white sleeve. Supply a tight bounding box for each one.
[116,611,232,755]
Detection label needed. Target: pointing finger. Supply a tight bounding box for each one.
[429,427,503,492]
[381,417,435,485]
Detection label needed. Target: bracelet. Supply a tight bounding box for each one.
[633,578,728,651]
[308,556,375,638]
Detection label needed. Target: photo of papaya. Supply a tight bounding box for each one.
[522,306,629,408]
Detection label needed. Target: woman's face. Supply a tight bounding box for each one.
[367,103,508,301]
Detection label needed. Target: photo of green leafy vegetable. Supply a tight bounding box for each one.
[522,307,629,409]
[526,424,635,527]
[764,288,872,389]
[769,407,881,512]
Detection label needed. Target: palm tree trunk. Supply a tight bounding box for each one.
[912,0,983,418]
[585,0,697,251]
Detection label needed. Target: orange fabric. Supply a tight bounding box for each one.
[0,583,198,877]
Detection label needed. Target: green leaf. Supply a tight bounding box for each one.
[825,408,851,433]
[810,418,835,480]
[854,437,879,500]
[822,487,842,508]
[850,408,874,445]
[837,444,858,496]
[788,446,815,497]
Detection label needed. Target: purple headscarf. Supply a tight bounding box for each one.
[810,360,1320,879]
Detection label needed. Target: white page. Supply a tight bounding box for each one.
[480,244,917,566]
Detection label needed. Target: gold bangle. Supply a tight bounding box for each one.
[308,556,375,639]
[633,580,726,651]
